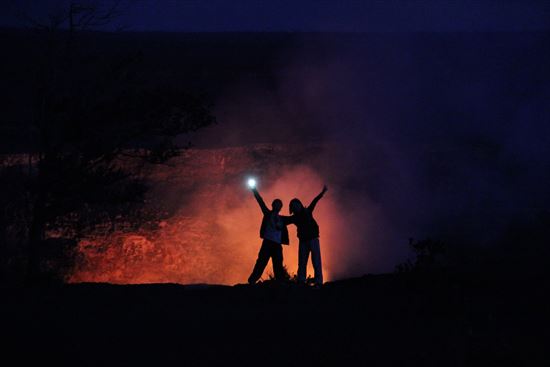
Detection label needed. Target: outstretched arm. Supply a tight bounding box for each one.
[252,188,270,215]
[308,185,328,212]
[280,215,295,226]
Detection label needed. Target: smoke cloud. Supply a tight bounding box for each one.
[71,32,550,284]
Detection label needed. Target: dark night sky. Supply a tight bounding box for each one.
[2,0,550,32]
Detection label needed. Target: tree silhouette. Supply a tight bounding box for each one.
[8,2,216,283]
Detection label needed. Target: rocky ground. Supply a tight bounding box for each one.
[2,272,547,366]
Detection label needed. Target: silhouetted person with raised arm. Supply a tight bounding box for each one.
[247,186,289,284]
[288,185,328,286]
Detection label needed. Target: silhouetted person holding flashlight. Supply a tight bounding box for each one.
[288,185,328,286]
[247,181,289,284]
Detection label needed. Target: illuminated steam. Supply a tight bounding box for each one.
[70,33,550,284]
[70,145,373,284]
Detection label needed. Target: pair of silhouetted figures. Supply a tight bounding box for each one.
[248,185,328,286]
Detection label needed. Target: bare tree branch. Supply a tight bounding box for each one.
[17,0,126,32]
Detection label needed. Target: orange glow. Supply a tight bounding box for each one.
[69,146,353,285]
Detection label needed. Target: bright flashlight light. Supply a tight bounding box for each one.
[247,178,257,189]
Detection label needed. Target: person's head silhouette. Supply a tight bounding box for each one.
[272,199,282,213]
[289,198,304,214]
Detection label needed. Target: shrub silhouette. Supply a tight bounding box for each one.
[265,266,314,284]
[396,237,447,273]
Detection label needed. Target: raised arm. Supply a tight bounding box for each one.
[308,185,328,212]
[252,188,269,215]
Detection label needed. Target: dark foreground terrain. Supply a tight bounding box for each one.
[2,272,548,366]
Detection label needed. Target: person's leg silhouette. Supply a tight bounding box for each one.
[297,240,310,284]
[310,238,323,285]
[248,240,271,284]
[271,243,285,281]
